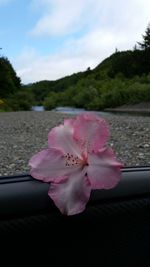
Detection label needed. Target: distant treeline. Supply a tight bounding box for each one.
[0,24,150,111]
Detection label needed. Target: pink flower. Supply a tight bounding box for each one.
[29,113,123,215]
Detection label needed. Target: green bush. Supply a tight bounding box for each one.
[6,90,35,111]
[43,92,60,110]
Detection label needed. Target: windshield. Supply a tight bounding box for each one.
[0,1,150,177]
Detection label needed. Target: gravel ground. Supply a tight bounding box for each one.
[0,111,150,176]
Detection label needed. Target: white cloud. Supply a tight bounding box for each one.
[30,0,150,37]
[16,47,91,84]
[15,28,137,84]
[30,0,100,36]
[15,0,150,83]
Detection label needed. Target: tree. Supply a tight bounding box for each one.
[133,44,137,51]
[115,47,119,53]
[7,90,35,111]
[138,23,150,50]
[0,56,21,98]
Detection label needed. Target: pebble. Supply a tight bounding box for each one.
[0,111,150,176]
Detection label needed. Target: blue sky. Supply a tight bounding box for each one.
[0,0,150,84]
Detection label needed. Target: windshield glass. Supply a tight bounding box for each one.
[0,1,150,176]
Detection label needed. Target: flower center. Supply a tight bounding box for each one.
[65,153,88,167]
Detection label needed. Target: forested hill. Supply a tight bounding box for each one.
[27,47,150,110]
[26,48,150,96]
[0,24,150,111]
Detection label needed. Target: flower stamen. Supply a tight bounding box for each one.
[65,153,82,167]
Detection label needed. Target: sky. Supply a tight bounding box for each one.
[0,0,150,84]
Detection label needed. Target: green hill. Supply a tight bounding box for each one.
[27,48,150,110]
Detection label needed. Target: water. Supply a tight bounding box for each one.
[32,106,149,116]
[52,107,86,115]
[52,106,112,116]
[31,106,45,111]
[32,106,112,116]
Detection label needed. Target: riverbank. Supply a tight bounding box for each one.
[0,111,150,176]
[104,102,150,115]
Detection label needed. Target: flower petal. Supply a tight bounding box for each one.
[64,118,75,128]
[29,148,80,183]
[48,122,82,158]
[87,147,123,189]
[48,169,91,215]
[73,113,109,153]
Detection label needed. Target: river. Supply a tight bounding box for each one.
[31,106,150,116]
[32,106,112,116]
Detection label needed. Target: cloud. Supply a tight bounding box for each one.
[15,28,137,84]
[16,47,91,84]
[15,0,150,83]
[30,0,150,37]
[30,0,101,36]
